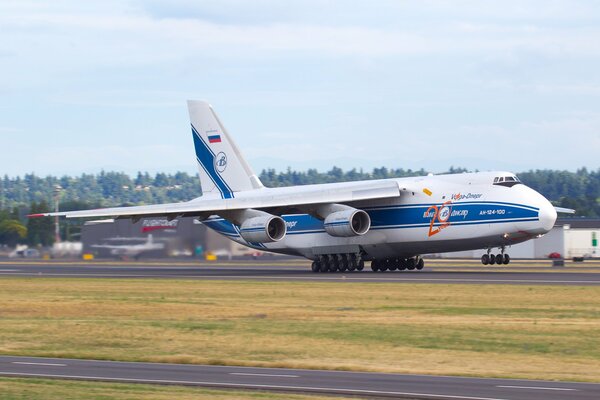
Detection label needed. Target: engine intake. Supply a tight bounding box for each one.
[324,209,371,237]
[239,215,287,243]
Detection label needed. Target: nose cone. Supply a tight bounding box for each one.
[538,199,558,233]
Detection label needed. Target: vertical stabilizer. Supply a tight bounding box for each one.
[187,100,263,199]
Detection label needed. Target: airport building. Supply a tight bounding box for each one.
[443,218,600,259]
[81,217,257,259]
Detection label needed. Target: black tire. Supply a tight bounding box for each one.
[357,260,365,271]
[398,259,407,271]
[407,258,416,270]
[311,261,320,273]
[388,258,398,271]
[348,254,357,271]
[489,255,496,265]
[330,255,340,272]
[379,259,389,272]
[371,260,379,272]
[339,255,348,272]
[503,254,510,265]
[416,257,424,270]
[495,254,503,265]
[481,254,489,265]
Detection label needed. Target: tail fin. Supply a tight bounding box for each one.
[187,100,263,199]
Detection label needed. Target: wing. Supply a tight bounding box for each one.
[29,179,402,220]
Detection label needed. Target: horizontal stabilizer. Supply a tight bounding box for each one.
[554,207,576,214]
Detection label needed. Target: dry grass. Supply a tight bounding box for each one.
[0,278,599,381]
[0,378,347,400]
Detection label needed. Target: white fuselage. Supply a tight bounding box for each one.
[202,171,557,260]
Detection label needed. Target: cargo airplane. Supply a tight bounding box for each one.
[30,101,573,272]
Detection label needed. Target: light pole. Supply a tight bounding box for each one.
[53,185,62,244]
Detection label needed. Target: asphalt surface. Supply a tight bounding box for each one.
[0,261,600,285]
[1,356,598,399]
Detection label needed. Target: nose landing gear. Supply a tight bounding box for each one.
[481,247,510,265]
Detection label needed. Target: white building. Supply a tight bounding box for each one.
[441,218,600,259]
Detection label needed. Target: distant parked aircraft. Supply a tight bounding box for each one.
[91,234,164,259]
[31,101,574,272]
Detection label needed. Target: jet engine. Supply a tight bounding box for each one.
[323,209,371,237]
[239,215,287,243]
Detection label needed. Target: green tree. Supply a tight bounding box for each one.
[27,201,55,246]
[0,219,27,246]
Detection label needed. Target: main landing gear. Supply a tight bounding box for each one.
[481,248,510,265]
[371,256,424,272]
[311,253,365,273]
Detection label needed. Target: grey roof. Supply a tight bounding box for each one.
[556,218,600,229]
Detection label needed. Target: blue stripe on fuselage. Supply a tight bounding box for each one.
[202,202,539,239]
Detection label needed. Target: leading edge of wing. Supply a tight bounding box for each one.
[28,180,402,220]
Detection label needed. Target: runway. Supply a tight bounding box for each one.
[0,260,600,285]
[1,356,598,399]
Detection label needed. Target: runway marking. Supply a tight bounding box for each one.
[229,372,299,378]
[0,269,18,272]
[496,385,576,391]
[12,362,66,367]
[1,273,599,285]
[0,371,511,400]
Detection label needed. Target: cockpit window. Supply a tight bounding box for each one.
[493,175,522,187]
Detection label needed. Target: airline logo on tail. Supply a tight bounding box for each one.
[215,152,227,172]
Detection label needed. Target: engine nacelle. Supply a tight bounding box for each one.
[239,215,287,243]
[324,209,371,237]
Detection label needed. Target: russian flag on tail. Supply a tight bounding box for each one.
[208,134,221,144]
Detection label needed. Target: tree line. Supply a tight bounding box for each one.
[0,167,598,247]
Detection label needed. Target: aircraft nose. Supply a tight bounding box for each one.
[538,198,557,233]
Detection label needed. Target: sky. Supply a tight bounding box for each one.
[1,0,599,177]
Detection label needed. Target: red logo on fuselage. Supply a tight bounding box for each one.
[426,201,452,237]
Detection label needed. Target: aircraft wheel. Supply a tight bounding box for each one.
[406,258,416,270]
[398,259,407,271]
[320,256,330,272]
[488,254,495,265]
[481,254,489,265]
[348,254,357,271]
[503,254,510,264]
[416,257,424,270]
[379,259,389,272]
[357,260,365,271]
[330,261,339,272]
[339,256,348,272]
[495,254,504,265]
[371,260,379,272]
[388,258,398,271]
[311,261,320,273]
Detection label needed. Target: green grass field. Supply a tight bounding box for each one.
[0,278,599,382]
[0,378,349,400]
